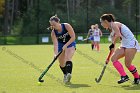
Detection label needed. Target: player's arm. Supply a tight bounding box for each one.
[86,30,90,39]
[63,23,75,49]
[51,30,58,56]
[109,23,122,50]
[112,23,122,45]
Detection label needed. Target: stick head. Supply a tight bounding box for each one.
[95,78,100,83]
[39,79,44,82]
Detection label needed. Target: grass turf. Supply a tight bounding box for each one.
[0,44,140,93]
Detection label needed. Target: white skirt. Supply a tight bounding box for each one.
[94,36,100,42]
[120,39,140,52]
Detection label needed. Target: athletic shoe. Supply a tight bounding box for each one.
[133,78,140,84]
[63,74,67,83]
[66,73,72,82]
[118,75,129,84]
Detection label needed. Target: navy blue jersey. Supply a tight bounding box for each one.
[53,23,76,52]
[89,29,94,36]
[54,23,71,44]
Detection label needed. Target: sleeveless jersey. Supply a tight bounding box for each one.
[54,23,72,44]
[94,29,100,37]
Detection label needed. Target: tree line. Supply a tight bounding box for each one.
[0,0,140,36]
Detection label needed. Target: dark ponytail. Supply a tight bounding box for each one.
[100,14,115,22]
[108,14,115,22]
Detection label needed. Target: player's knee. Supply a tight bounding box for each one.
[111,56,116,62]
[58,59,65,67]
[65,56,72,61]
[66,52,74,60]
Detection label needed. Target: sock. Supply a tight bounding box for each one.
[97,44,99,51]
[94,44,96,49]
[113,60,127,76]
[127,65,139,78]
[91,44,94,50]
[66,61,73,74]
[60,66,67,75]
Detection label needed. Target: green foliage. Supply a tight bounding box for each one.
[21,8,38,35]
[11,19,23,35]
[0,0,140,44]
[0,0,5,17]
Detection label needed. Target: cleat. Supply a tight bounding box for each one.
[118,75,129,84]
[133,77,140,84]
[63,74,67,83]
[66,73,72,82]
[63,73,72,83]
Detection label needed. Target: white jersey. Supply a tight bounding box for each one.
[110,23,140,51]
[94,29,100,42]
[94,29,100,37]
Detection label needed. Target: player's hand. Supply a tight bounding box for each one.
[109,43,114,50]
[105,59,109,64]
[54,54,57,59]
[62,45,67,50]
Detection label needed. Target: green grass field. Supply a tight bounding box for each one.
[0,44,140,93]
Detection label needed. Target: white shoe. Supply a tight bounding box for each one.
[63,73,72,83]
[63,74,67,83]
[66,73,72,82]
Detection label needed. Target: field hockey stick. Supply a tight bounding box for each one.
[81,38,88,41]
[95,50,113,83]
[38,50,63,82]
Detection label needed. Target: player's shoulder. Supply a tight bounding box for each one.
[114,21,121,24]
[62,23,70,26]
[113,21,122,27]
[63,23,73,30]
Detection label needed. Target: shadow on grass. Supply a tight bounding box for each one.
[96,83,123,88]
[64,82,91,88]
[121,84,140,90]
[97,83,140,90]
